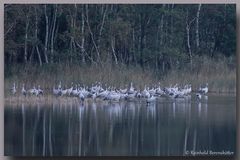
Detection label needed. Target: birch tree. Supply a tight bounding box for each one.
[196,4,202,49]
[4,4,236,70]
[44,5,49,63]
[86,4,101,64]
[186,10,196,69]
[81,5,86,64]
[50,4,58,63]
[24,10,29,63]
[34,6,42,66]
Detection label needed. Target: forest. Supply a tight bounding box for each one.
[4,4,236,93]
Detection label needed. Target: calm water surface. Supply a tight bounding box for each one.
[5,94,236,156]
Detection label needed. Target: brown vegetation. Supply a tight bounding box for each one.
[4,56,236,98]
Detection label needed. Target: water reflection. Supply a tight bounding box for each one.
[22,104,25,156]
[4,95,236,156]
[146,103,156,119]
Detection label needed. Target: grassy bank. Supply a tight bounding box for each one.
[162,56,236,93]
[4,56,236,96]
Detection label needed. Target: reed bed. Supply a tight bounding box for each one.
[5,56,236,98]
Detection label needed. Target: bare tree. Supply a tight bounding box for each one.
[170,4,174,45]
[81,5,85,64]
[196,4,202,49]
[50,5,58,63]
[34,6,42,66]
[111,36,118,65]
[24,13,29,63]
[86,4,101,64]
[98,5,108,53]
[186,10,196,69]
[44,5,49,63]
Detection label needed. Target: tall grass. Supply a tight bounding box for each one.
[4,56,236,97]
[162,55,236,93]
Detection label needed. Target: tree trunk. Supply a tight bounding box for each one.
[36,46,42,66]
[140,13,145,69]
[160,15,164,46]
[158,5,165,72]
[74,6,87,64]
[50,5,57,63]
[132,28,136,65]
[70,15,74,63]
[86,5,101,64]
[35,6,42,66]
[186,11,195,69]
[81,5,85,64]
[44,5,49,63]
[111,36,118,65]
[69,4,77,63]
[170,4,174,45]
[196,4,202,49]
[186,26,191,60]
[24,14,29,63]
[98,5,108,53]
[29,46,35,63]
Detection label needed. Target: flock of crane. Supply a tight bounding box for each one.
[10,81,209,103]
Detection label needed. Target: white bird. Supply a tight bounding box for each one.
[126,92,136,101]
[128,82,135,94]
[148,87,156,95]
[53,86,61,96]
[91,92,97,100]
[98,90,109,99]
[110,94,121,102]
[120,88,128,94]
[79,92,85,101]
[37,85,43,96]
[119,93,128,99]
[81,86,90,97]
[187,84,192,94]
[146,95,157,104]
[29,86,37,95]
[156,84,164,96]
[106,92,121,101]
[199,83,208,94]
[60,88,68,96]
[142,86,150,98]
[11,82,17,95]
[21,84,27,96]
[67,82,73,96]
[71,85,79,96]
[136,91,141,98]
[196,93,202,100]
[58,81,62,90]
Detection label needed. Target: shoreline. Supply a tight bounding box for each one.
[4,92,236,106]
[4,96,91,105]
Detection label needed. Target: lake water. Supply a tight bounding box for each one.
[4,94,236,156]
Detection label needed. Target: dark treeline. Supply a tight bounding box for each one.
[4,4,236,72]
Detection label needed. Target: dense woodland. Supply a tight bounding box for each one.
[4,4,236,93]
[5,4,236,70]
